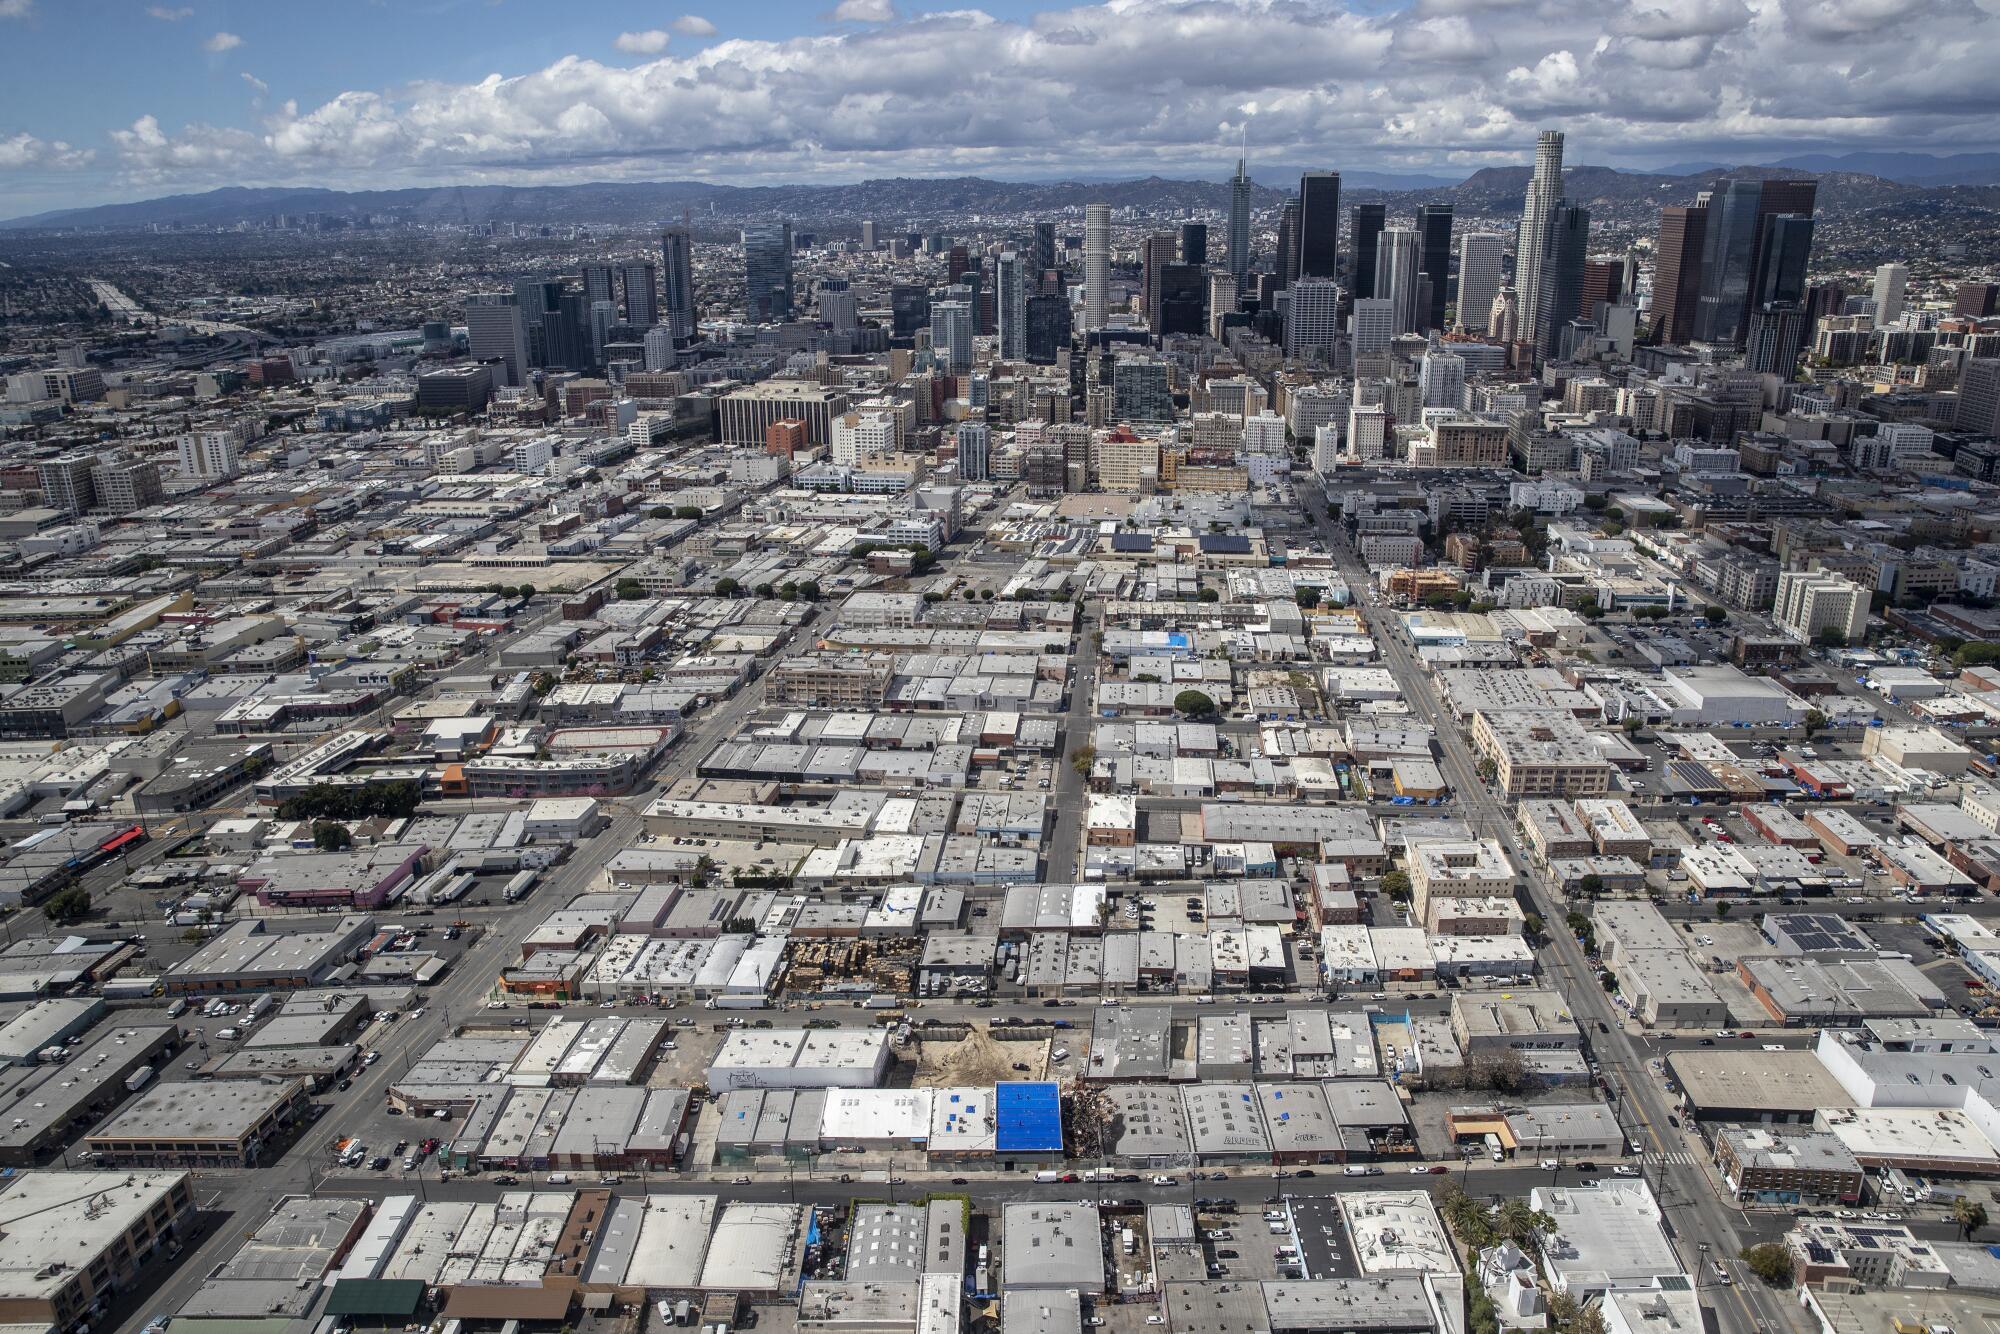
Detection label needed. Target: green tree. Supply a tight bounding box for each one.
[615,578,645,601]
[1739,1242,1793,1287]
[779,582,799,601]
[1493,1198,1557,1255]
[1715,901,1733,918]
[1523,912,1545,940]
[1816,627,1847,649]
[1583,494,1608,511]
[1621,717,1645,735]
[675,505,703,520]
[649,506,675,519]
[1071,745,1097,778]
[798,581,821,601]
[312,821,353,851]
[1703,605,1728,625]
[1294,587,1320,609]
[757,582,776,598]
[514,584,534,601]
[1954,1198,1989,1239]
[1381,869,1412,901]
[714,577,741,597]
[43,887,91,925]
[1803,709,1827,738]
[1197,587,1221,603]
[1578,874,1605,898]
[1174,689,1216,717]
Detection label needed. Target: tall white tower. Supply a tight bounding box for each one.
[1513,129,1565,350]
[1084,204,1111,330]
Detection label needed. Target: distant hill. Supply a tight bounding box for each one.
[1774,150,2000,187]
[3,162,1990,232]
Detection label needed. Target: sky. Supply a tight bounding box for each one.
[2,0,1998,217]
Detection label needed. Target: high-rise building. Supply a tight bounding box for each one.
[1273,199,1300,290]
[742,221,794,322]
[860,220,877,250]
[1227,152,1253,283]
[1416,203,1453,332]
[996,252,1028,360]
[1752,214,1814,312]
[1157,264,1205,336]
[947,245,972,286]
[1351,298,1396,358]
[1142,232,1177,331]
[660,228,696,340]
[1375,228,1423,335]
[1297,172,1341,280]
[817,277,859,332]
[1514,130,1566,356]
[891,284,930,340]
[1955,281,2000,318]
[1775,569,1868,644]
[1284,278,1342,363]
[1084,204,1111,330]
[643,325,676,372]
[581,264,616,313]
[1536,204,1590,358]
[1031,221,1058,287]
[1349,204,1385,300]
[931,300,974,373]
[1346,403,1389,461]
[1456,232,1504,332]
[1180,223,1208,268]
[1025,294,1071,365]
[1872,262,1908,325]
[588,299,616,367]
[35,455,97,515]
[956,421,990,481]
[1420,349,1466,410]
[464,291,529,387]
[1111,356,1174,424]
[1956,359,2000,436]
[90,456,162,514]
[620,262,659,327]
[1490,287,1519,346]
[1649,204,1708,346]
[1207,273,1239,339]
[1745,302,1808,377]
[1691,178,1817,348]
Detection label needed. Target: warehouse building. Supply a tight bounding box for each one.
[0,1170,196,1331]
[0,1022,179,1166]
[707,1028,891,1091]
[83,1077,311,1167]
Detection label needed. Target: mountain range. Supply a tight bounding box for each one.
[6,159,1998,233]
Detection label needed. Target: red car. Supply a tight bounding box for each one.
[1426,1165,1448,1174]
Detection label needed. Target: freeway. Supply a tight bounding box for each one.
[1300,479,1805,1334]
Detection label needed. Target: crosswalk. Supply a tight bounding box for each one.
[1650,1150,1699,1166]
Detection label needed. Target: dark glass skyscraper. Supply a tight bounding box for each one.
[1025,293,1071,364]
[1692,180,1762,346]
[1416,203,1453,331]
[742,221,794,322]
[1031,221,1057,288]
[620,262,658,327]
[1297,171,1340,280]
[1276,200,1301,289]
[1179,222,1208,268]
[660,228,695,340]
[1650,204,1707,346]
[1157,263,1205,335]
[890,284,930,340]
[1536,204,1590,358]
[1349,204,1385,300]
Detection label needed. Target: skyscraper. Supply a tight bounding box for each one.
[1084,203,1111,329]
[1649,204,1707,346]
[1157,264,1205,336]
[996,251,1028,360]
[1349,204,1385,300]
[1180,222,1208,268]
[891,284,931,340]
[956,421,990,481]
[1025,294,1071,364]
[1753,213,1814,311]
[620,262,658,327]
[1350,298,1395,358]
[1536,203,1590,359]
[1692,179,1762,345]
[660,227,695,340]
[1032,221,1058,287]
[742,221,794,322]
[1745,303,1808,377]
[1420,348,1466,410]
[1297,171,1341,280]
[581,264,616,313]
[1872,262,1908,324]
[1416,203,1453,331]
[1227,150,1253,283]
[860,220,877,249]
[1456,232,1504,332]
[931,300,974,373]
[1283,278,1342,363]
[1375,227,1423,335]
[1514,129,1566,356]
[1276,200,1301,290]
[465,292,528,387]
[1141,232,1177,330]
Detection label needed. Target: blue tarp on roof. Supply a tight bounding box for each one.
[994,1080,1063,1152]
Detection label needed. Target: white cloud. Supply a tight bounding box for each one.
[0,132,93,170]
[203,30,241,52]
[614,28,670,53]
[33,0,2000,202]
[0,0,32,17]
[146,5,193,19]
[241,72,269,96]
[673,15,718,35]
[831,0,896,21]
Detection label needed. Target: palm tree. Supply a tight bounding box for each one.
[1494,1199,1556,1254]
[1954,1199,1988,1240]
